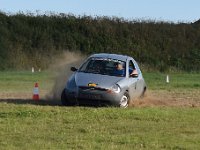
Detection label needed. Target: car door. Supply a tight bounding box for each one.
[127,59,139,99]
[133,60,145,97]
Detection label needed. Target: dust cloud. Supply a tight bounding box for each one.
[46,51,86,101]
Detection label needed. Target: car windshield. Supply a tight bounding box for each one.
[79,57,126,77]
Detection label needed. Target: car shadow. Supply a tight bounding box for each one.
[0,99,110,108]
[0,99,61,106]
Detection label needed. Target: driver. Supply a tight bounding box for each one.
[114,62,138,77]
[113,62,125,76]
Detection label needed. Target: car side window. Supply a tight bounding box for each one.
[128,60,139,77]
[134,61,141,75]
[129,60,135,71]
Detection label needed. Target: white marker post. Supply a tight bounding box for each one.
[32,67,34,73]
[38,68,41,72]
[166,75,169,83]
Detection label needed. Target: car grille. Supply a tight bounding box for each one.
[77,86,111,106]
[79,86,107,91]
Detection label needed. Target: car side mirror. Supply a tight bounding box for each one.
[71,67,78,72]
[130,74,138,78]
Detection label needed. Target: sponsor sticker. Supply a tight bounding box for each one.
[88,83,97,87]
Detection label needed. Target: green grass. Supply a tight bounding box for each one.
[0,71,53,93]
[143,72,200,90]
[0,71,200,149]
[0,104,200,149]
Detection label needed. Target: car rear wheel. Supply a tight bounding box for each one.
[119,92,129,108]
[140,87,147,98]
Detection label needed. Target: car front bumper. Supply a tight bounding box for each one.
[64,87,124,106]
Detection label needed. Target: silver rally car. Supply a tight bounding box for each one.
[61,53,146,107]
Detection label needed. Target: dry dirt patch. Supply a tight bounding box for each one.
[130,90,200,108]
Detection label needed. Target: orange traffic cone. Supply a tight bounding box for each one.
[33,82,39,100]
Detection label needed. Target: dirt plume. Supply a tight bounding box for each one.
[130,95,168,108]
[129,91,161,107]
[130,90,200,108]
[46,51,86,100]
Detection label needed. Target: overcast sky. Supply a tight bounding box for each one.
[0,0,199,22]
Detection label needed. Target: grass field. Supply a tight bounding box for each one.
[0,71,200,149]
[0,71,53,94]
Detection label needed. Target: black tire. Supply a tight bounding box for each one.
[119,92,130,108]
[61,89,77,106]
[61,89,68,106]
[140,87,147,98]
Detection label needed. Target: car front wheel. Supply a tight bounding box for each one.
[61,89,77,106]
[119,92,129,108]
[61,89,68,106]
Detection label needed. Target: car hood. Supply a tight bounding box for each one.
[74,72,123,89]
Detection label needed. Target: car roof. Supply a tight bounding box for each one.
[90,53,132,62]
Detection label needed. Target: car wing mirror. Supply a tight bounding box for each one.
[71,67,78,72]
[130,74,138,78]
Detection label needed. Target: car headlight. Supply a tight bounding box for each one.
[109,84,121,94]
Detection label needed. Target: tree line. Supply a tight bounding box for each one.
[0,11,199,72]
